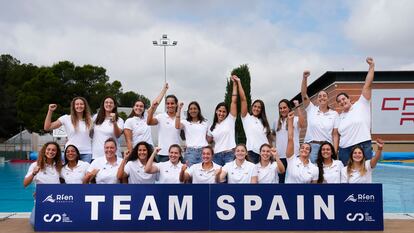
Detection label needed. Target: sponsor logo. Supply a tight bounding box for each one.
[42,194,74,203]
[346,212,375,222]
[43,213,72,223]
[344,194,375,203]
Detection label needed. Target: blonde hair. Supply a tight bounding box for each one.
[346,146,367,181]
[70,97,92,131]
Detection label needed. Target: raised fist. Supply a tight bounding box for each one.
[48,104,57,112]
[366,57,374,66]
[303,70,310,78]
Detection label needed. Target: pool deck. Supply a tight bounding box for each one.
[1,213,413,233]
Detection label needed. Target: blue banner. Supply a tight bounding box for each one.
[35,184,383,231]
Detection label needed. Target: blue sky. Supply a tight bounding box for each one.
[1,0,413,121]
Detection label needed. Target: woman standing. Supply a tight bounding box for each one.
[254,143,285,183]
[175,101,209,166]
[272,99,305,183]
[44,97,93,162]
[23,142,63,226]
[84,138,121,184]
[147,83,181,162]
[315,142,343,183]
[124,99,153,152]
[117,141,157,184]
[301,71,339,163]
[235,76,271,164]
[180,146,221,183]
[334,57,375,165]
[91,96,124,159]
[217,144,258,184]
[207,75,238,166]
[60,145,90,184]
[144,144,183,183]
[285,112,318,184]
[341,139,383,183]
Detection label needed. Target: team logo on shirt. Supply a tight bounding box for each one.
[344,194,375,203]
[42,194,74,203]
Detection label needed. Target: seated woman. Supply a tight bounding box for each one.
[179,146,221,183]
[144,144,183,184]
[61,145,90,184]
[83,138,121,184]
[315,142,343,183]
[341,139,384,183]
[255,143,285,183]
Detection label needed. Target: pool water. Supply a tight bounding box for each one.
[0,162,413,213]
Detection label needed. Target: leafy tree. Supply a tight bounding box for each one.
[119,91,151,108]
[224,64,252,144]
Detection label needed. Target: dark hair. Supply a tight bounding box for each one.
[317,91,331,110]
[336,92,349,102]
[165,94,178,113]
[276,99,292,131]
[210,102,229,131]
[104,137,117,148]
[235,143,248,161]
[128,141,153,162]
[64,144,81,165]
[259,143,273,163]
[251,99,271,137]
[202,145,214,155]
[168,144,182,155]
[186,101,205,123]
[316,142,336,184]
[95,96,119,125]
[37,141,63,173]
[128,99,146,119]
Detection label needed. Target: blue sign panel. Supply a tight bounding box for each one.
[35,184,383,231]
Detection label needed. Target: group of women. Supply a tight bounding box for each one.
[25,57,383,189]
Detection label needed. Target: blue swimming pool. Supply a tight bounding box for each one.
[0,162,413,213]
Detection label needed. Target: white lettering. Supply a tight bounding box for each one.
[85,195,105,220]
[244,195,262,220]
[216,195,235,220]
[113,195,131,220]
[267,195,289,220]
[297,195,304,220]
[314,195,334,220]
[138,195,161,220]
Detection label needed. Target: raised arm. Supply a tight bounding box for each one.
[44,104,62,131]
[271,147,285,174]
[229,75,238,117]
[23,165,40,188]
[117,150,130,181]
[110,113,122,138]
[175,102,184,129]
[361,57,375,100]
[144,147,161,174]
[370,138,384,169]
[234,76,248,117]
[301,70,311,108]
[147,83,168,125]
[286,111,295,158]
[216,167,227,183]
[179,163,191,183]
[332,128,339,154]
[124,129,133,152]
[293,100,305,129]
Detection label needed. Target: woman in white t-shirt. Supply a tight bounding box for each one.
[285,112,318,184]
[23,142,63,226]
[61,145,89,184]
[315,142,343,184]
[124,99,153,151]
[301,70,339,163]
[272,99,305,183]
[117,141,156,184]
[217,144,258,184]
[255,143,285,184]
[235,76,271,164]
[334,57,375,166]
[144,144,183,184]
[176,101,208,166]
[341,139,383,183]
[84,138,121,184]
[44,97,93,162]
[180,146,221,183]
[147,83,181,162]
[207,75,238,166]
[91,96,124,159]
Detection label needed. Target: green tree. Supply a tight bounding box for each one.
[224,64,252,144]
[119,91,151,108]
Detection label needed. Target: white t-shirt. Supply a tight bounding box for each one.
[322,160,343,183]
[154,160,183,183]
[92,115,124,159]
[222,160,257,184]
[181,120,209,148]
[242,114,269,154]
[254,162,279,184]
[25,162,60,184]
[87,157,121,184]
[155,113,181,155]
[124,116,153,146]
[60,160,90,184]
[285,155,318,184]
[273,116,300,158]
[124,159,156,184]
[341,160,373,183]
[186,162,221,184]
[210,114,236,153]
[304,103,339,143]
[337,95,371,148]
[58,115,92,154]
